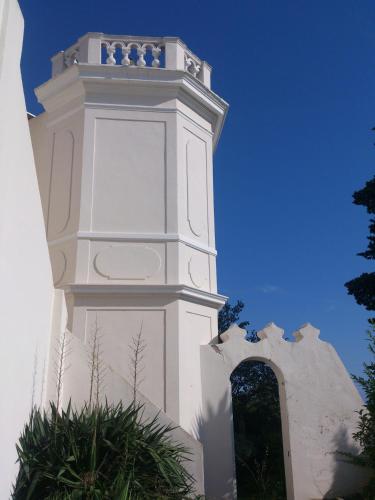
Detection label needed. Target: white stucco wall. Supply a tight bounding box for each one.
[0,0,58,496]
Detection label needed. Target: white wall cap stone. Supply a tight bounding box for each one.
[162,36,194,50]
[77,31,104,41]
[63,284,227,310]
[293,322,321,342]
[219,323,247,343]
[257,322,285,341]
[220,321,322,347]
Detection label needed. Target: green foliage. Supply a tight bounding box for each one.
[218,300,250,336]
[218,300,258,343]
[353,175,375,259]
[231,361,286,500]
[12,401,193,500]
[346,273,375,312]
[345,175,375,314]
[349,323,375,498]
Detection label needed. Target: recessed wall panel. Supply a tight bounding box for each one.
[92,119,166,233]
[48,130,74,237]
[184,128,208,242]
[85,309,166,411]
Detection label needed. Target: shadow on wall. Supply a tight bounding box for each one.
[193,397,369,500]
[325,426,369,498]
[194,394,236,500]
[194,362,287,500]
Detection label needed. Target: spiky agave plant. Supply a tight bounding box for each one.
[12,401,193,499]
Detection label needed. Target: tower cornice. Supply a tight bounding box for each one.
[63,283,227,310]
[35,64,228,149]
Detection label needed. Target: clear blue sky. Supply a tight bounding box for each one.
[19,0,374,377]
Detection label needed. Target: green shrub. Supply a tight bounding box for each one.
[342,323,375,499]
[350,323,375,498]
[12,401,193,499]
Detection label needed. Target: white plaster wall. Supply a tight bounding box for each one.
[0,1,57,495]
[179,300,219,436]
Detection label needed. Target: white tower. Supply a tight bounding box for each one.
[30,33,228,436]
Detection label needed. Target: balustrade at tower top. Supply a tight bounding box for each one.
[51,32,212,88]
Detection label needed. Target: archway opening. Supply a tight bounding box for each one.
[230,360,286,499]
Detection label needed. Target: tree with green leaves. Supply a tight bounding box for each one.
[345,176,375,314]
[218,300,250,336]
[343,173,375,497]
[351,322,375,497]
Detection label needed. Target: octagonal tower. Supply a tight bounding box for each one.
[30,33,228,436]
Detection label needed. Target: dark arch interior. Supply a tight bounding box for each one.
[230,360,286,500]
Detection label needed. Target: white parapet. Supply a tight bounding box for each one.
[50,32,212,88]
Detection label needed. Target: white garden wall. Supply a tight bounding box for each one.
[0,1,61,496]
[200,323,368,499]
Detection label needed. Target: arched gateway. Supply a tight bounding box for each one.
[200,323,367,500]
[230,358,286,498]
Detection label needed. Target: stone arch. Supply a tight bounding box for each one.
[229,355,290,499]
[200,323,367,500]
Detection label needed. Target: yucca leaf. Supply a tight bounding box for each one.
[12,401,193,499]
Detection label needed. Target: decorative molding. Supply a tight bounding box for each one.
[93,245,161,280]
[188,253,210,290]
[63,284,227,310]
[185,132,208,239]
[188,256,202,288]
[86,106,214,140]
[48,231,217,256]
[47,129,74,237]
[34,65,228,150]
[50,249,67,286]
[45,104,84,129]
[90,118,166,234]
